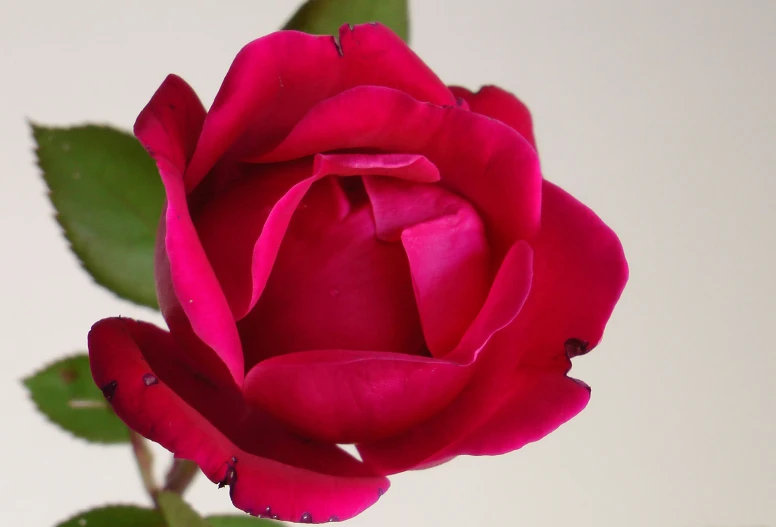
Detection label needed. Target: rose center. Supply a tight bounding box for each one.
[237,176,427,370]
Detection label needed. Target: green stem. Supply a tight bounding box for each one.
[129,430,159,502]
[164,458,200,495]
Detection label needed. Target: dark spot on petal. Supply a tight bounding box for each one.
[300,512,313,523]
[218,457,238,490]
[377,488,385,497]
[100,381,117,401]
[564,338,590,358]
[332,35,344,57]
[456,97,466,107]
[168,103,176,110]
[142,373,158,386]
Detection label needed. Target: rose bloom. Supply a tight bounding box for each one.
[89,23,627,523]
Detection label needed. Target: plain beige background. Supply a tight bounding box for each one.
[1,0,774,525]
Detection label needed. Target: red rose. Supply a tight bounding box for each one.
[89,23,627,523]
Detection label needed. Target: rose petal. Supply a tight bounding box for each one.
[362,176,467,243]
[238,197,424,368]
[446,240,534,363]
[449,85,537,151]
[195,153,439,321]
[258,86,542,252]
[362,177,491,356]
[513,181,629,366]
[193,159,313,320]
[358,182,628,472]
[88,317,389,523]
[135,75,244,385]
[244,349,471,444]
[184,23,455,191]
[440,371,591,457]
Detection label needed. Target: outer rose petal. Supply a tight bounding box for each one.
[88,317,389,523]
[135,75,244,385]
[358,182,628,473]
[244,349,471,444]
[449,85,537,151]
[185,23,455,190]
[257,86,542,252]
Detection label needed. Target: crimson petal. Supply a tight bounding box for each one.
[257,86,542,253]
[363,177,491,356]
[244,349,471,444]
[134,74,244,385]
[89,317,389,523]
[449,85,537,151]
[184,23,454,191]
[358,182,628,472]
[195,153,439,321]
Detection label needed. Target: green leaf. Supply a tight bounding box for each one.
[283,0,409,43]
[23,354,129,443]
[32,123,164,308]
[207,515,282,526]
[57,505,165,527]
[158,492,211,527]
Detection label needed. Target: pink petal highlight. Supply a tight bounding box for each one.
[184,23,454,191]
[315,153,440,182]
[135,75,244,385]
[449,85,537,151]
[258,86,542,251]
[88,317,389,523]
[244,349,471,444]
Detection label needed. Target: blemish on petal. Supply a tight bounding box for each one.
[100,380,117,401]
[300,512,313,523]
[328,516,340,522]
[218,457,238,490]
[564,338,590,358]
[142,373,158,386]
[332,35,344,57]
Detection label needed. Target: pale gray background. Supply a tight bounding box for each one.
[1,0,774,525]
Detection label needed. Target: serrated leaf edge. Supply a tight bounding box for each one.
[22,352,130,445]
[29,121,160,310]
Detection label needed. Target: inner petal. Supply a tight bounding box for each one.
[364,177,493,357]
[239,177,425,370]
